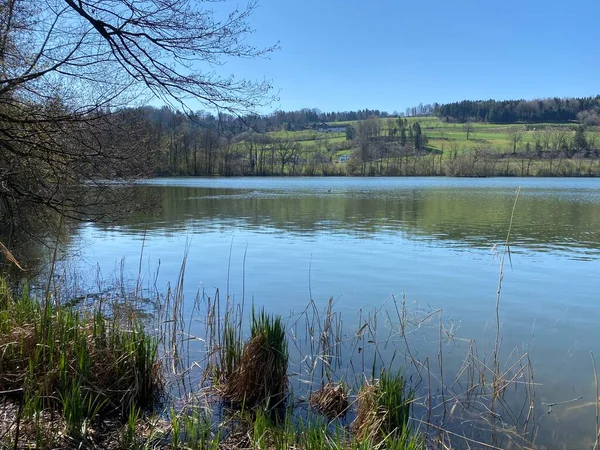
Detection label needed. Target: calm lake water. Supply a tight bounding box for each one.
[65,177,600,448]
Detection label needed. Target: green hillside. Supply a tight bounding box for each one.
[269,117,598,157]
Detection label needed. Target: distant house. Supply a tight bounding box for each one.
[312,122,346,133]
[323,126,346,133]
[339,154,350,163]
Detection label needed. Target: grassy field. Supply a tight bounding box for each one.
[226,117,600,177]
[421,122,581,153]
[275,117,599,158]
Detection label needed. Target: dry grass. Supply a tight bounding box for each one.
[353,382,381,442]
[0,277,162,446]
[309,381,349,420]
[225,334,287,409]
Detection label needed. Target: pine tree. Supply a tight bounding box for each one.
[412,122,423,150]
[573,125,588,152]
[400,127,407,147]
[346,125,356,141]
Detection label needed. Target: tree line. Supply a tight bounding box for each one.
[142,107,395,135]
[120,108,435,177]
[434,96,600,124]
[137,95,600,139]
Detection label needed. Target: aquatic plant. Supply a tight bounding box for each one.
[353,370,413,443]
[225,308,288,409]
[0,277,161,442]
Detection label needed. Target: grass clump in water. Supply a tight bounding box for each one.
[310,380,349,420]
[352,370,414,445]
[0,277,161,444]
[225,308,288,409]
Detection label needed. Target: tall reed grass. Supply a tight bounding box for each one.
[0,276,161,446]
[224,309,288,409]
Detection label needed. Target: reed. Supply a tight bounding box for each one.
[0,276,161,444]
[352,370,413,443]
[225,308,288,409]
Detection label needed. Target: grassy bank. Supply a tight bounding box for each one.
[0,277,425,449]
[0,277,161,448]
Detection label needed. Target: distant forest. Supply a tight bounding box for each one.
[249,95,600,129]
[222,108,394,133]
[433,96,600,124]
[131,106,403,139]
[133,95,600,138]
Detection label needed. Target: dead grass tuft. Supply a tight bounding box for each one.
[353,381,383,442]
[309,381,349,420]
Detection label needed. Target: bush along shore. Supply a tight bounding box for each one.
[0,277,161,448]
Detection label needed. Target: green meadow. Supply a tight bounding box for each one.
[276,117,599,157]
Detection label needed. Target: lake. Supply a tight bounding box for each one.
[63,177,600,448]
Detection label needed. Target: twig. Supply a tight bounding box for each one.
[0,241,24,271]
[493,186,521,411]
[134,223,148,300]
[591,352,599,450]
[541,396,584,408]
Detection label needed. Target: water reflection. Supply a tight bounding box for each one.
[102,178,600,259]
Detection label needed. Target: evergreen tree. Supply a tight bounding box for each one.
[400,127,407,147]
[435,96,600,124]
[346,125,356,141]
[573,125,588,152]
[412,122,423,150]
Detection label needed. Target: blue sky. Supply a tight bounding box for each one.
[210,0,600,114]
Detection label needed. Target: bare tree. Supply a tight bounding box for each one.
[1,0,276,114]
[354,118,380,174]
[552,128,570,153]
[463,121,473,140]
[0,0,276,251]
[540,128,553,151]
[508,128,525,155]
[587,130,598,152]
[275,139,301,174]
